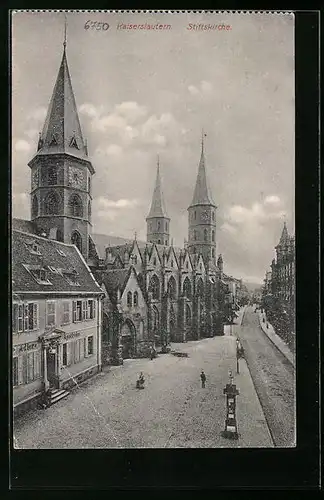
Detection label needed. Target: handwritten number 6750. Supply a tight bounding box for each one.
[84,21,110,31]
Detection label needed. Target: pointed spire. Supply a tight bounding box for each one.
[147,156,169,219]
[279,221,289,245]
[34,42,88,161]
[189,131,216,207]
[63,13,67,51]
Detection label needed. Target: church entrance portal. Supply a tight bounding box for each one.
[120,320,136,359]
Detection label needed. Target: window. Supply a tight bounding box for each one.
[88,177,91,193]
[32,196,38,218]
[23,303,38,331]
[25,240,41,255]
[64,269,80,286]
[61,301,71,325]
[14,350,41,385]
[49,134,58,147]
[48,166,57,185]
[204,229,208,241]
[153,257,157,266]
[13,357,18,386]
[133,291,138,307]
[212,212,215,221]
[149,275,160,300]
[25,265,52,285]
[171,260,173,267]
[46,302,56,326]
[71,231,82,253]
[12,303,24,333]
[69,194,83,217]
[88,336,94,355]
[193,246,196,253]
[82,300,88,320]
[193,230,197,241]
[165,240,167,245]
[186,261,189,269]
[194,211,197,220]
[88,299,96,319]
[157,221,160,230]
[212,248,215,258]
[44,192,59,215]
[168,277,177,300]
[73,300,83,322]
[158,239,161,244]
[166,222,168,231]
[127,291,132,307]
[131,254,137,265]
[212,230,215,242]
[63,343,67,366]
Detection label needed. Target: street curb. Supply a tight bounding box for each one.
[258,312,295,368]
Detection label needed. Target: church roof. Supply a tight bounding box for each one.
[99,267,139,304]
[189,136,216,208]
[12,230,103,294]
[12,218,36,234]
[29,47,91,167]
[278,222,290,246]
[146,160,169,219]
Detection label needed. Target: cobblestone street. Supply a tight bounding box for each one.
[14,332,273,449]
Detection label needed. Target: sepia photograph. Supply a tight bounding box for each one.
[11,10,295,449]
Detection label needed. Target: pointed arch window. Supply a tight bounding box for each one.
[44,192,59,215]
[48,166,57,185]
[71,231,82,253]
[88,201,91,222]
[149,275,160,300]
[193,230,197,241]
[212,248,215,258]
[212,230,215,242]
[194,211,197,220]
[69,194,83,217]
[212,212,215,221]
[31,195,38,219]
[167,276,177,300]
[183,277,192,299]
[88,177,91,193]
[127,291,132,307]
[157,221,161,231]
[165,222,168,232]
[133,291,138,307]
[204,229,208,241]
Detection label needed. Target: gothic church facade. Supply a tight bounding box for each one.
[13,42,229,365]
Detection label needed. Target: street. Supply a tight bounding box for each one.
[14,333,273,449]
[239,306,296,447]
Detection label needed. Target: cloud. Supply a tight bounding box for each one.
[24,128,39,140]
[14,139,31,152]
[115,101,148,122]
[221,222,237,235]
[264,194,281,205]
[188,80,213,97]
[96,196,139,209]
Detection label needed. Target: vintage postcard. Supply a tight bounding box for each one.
[11,10,295,449]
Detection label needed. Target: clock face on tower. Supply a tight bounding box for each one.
[69,167,84,188]
[201,210,209,222]
[31,169,39,190]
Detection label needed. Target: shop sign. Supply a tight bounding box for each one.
[63,331,81,341]
[13,342,39,356]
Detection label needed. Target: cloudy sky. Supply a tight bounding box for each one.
[12,11,295,283]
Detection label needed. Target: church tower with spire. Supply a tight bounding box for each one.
[28,32,94,260]
[146,157,170,246]
[187,132,217,264]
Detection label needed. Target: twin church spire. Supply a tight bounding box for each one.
[146,131,217,263]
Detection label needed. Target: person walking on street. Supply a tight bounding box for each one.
[200,370,206,388]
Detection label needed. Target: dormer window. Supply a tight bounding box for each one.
[57,248,66,257]
[23,264,52,285]
[25,240,41,256]
[69,136,79,149]
[62,269,80,286]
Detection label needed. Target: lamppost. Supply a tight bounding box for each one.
[222,370,240,440]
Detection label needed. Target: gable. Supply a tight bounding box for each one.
[182,251,193,272]
[148,244,162,268]
[120,268,146,307]
[165,246,178,270]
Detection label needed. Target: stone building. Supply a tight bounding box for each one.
[262,222,295,349]
[12,230,103,416]
[12,40,235,367]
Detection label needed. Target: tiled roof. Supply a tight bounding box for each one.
[99,268,132,304]
[12,218,36,234]
[12,230,103,294]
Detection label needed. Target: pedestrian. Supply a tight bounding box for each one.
[200,370,206,388]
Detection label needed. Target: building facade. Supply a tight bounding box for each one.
[12,230,103,416]
[262,222,295,350]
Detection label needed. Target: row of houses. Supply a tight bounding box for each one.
[261,222,295,350]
